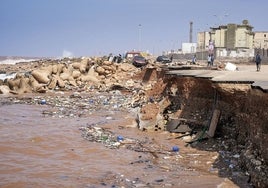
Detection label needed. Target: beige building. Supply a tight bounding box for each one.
[197,31,210,51]
[254,31,268,49]
[210,21,254,49]
[197,20,255,58]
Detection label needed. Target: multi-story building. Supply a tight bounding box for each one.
[197,31,210,51]
[254,31,268,49]
[209,20,254,57]
[197,20,256,58]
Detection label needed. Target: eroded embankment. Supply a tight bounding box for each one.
[157,72,268,187]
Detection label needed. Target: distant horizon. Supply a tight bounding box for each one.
[1,0,268,57]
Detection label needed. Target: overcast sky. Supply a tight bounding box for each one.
[1,0,268,57]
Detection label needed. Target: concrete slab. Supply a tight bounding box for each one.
[166,65,268,92]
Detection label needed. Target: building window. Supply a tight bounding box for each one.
[264,34,267,37]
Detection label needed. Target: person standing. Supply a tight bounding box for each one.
[170,55,173,62]
[255,52,262,71]
[211,54,214,66]
[207,54,212,66]
[191,54,196,65]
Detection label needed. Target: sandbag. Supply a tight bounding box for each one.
[48,77,57,89]
[79,74,99,83]
[72,62,81,69]
[0,85,10,94]
[72,70,81,79]
[29,76,47,93]
[31,66,52,84]
[95,66,105,75]
[7,78,20,90]
[17,77,32,94]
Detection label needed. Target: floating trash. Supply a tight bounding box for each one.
[80,126,121,149]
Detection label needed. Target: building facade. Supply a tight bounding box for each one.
[181,43,197,54]
[209,20,254,57]
[197,32,210,51]
[254,31,268,49]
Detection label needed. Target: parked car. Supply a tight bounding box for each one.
[132,55,148,67]
[156,55,171,63]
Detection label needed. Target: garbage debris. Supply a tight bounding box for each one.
[225,62,237,71]
[172,146,179,152]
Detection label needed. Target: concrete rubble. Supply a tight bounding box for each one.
[0,57,267,187]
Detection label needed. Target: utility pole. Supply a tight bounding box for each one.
[138,24,142,51]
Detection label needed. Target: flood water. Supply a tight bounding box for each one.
[0,103,243,187]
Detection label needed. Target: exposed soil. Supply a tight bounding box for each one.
[0,59,267,187]
[129,65,268,187]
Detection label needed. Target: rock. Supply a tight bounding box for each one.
[71,62,81,70]
[31,68,51,84]
[119,63,135,72]
[166,119,180,132]
[52,64,58,74]
[17,77,32,94]
[172,124,192,133]
[48,78,57,90]
[95,66,106,75]
[79,74,99,83]
[0,85,10,94]
[29,76,47,92]
[7,78,20,90]
[79,58,89,73]
[102,60,113,66]
[60,72,71,81]
[72,70,81,79]
[56,64,65,75]
[55,75,65,88]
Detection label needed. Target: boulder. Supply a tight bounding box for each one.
[31,66,53,84]
[17,77,32,94]
[79,74,99,83]
[72,62,81,69]
[48,77,57,89]
[95,66,106,75]
[29,76,47,92]
[72,70,81,79]
[0,85,10,94]
[80,58,89,73]
[7,78,20,90]
[119,63,135,72]
[52,64,58,74]
[60,72,71,81]
[56,75,65,88]
[102,60,113,66]
[60,66,74,81]
[56,64,65,75]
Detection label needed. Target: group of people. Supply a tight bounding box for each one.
[191,54,215,66]
[207,54,215,66]
[191,52,262,71]
[108,53,123,63]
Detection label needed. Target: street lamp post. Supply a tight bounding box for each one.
[138,24,142,51]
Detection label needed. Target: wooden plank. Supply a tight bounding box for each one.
[207,109,221,137]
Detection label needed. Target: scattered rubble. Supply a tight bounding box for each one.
[0,57,267,187]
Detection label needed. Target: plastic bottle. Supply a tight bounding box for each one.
[117,135,124,142]
[40,99,46,105]
[172,146,179,152]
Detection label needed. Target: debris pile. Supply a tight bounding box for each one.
[0,57,142,95]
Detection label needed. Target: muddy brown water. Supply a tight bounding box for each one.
[0,103,243,188]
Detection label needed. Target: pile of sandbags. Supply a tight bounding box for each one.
[0,57,137,95]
